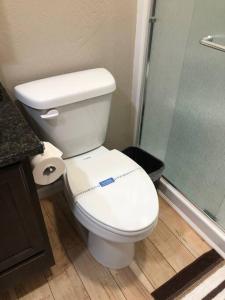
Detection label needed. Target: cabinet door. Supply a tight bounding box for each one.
[0,161,46,272]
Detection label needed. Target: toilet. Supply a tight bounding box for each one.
[15,68,159,269]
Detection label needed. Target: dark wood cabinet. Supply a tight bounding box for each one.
[0,159,54,289]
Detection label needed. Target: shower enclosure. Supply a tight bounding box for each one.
[139,0,225,241]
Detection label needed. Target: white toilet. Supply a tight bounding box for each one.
[15,68,159,269]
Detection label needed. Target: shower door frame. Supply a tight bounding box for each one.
[132,0,225,257]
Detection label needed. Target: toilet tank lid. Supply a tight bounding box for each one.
[14,68,116,109]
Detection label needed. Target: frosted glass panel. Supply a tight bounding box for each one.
[140,0,225,228]
[164,0,225,218]
[141,0,195,161]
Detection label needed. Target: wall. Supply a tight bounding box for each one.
[0,0,137,150]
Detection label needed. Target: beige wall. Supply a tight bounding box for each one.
[0,0,137,150]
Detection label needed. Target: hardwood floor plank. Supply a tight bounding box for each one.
[129,261,154,294]
[149,218,195,272]
[41,198,90,300]
[47,266,90,300]
[110,266,152,300]
[68,246,126,300]
[41,200,71,277]
[41,196,81,250]
[10,191,212,299]
[135,238,175,288]
[42,196,125,300]
[15,274,54,300]
[158,196,211,257]
[52,194,154,300]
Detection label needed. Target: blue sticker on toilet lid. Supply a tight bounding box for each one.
[99,177,115,187]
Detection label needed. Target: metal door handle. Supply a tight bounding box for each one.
[200,35,225,52]
[40,109,59,119]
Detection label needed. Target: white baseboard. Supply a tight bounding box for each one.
[159,177,225,259]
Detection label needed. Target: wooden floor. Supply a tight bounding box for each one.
[1,193,211,300]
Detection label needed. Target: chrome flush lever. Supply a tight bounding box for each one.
[40,109,59,119]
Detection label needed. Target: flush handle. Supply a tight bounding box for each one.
[40,109,59,119]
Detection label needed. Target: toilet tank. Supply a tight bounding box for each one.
[15,68,116,158]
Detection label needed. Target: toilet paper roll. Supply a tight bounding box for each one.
[31,142,66,185]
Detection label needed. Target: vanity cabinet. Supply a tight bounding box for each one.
[0,159,54,289]
[0,82,54,289]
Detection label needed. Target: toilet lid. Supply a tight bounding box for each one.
[65,150,158,232]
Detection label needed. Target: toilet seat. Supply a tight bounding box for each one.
[64,149,158,234]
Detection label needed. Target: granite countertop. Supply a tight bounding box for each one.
[0,83,43,168]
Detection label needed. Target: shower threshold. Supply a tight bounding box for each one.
[159,177,225,258]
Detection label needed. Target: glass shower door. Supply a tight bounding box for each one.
[140,0,225,228]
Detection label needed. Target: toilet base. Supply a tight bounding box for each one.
[88,232,134,269]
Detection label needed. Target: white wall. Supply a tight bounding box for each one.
[0,0,137,150]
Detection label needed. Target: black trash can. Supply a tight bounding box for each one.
[122,146,165,188]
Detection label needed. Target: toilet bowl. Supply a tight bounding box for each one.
[15,68,159,269]
[63,147,158,268]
